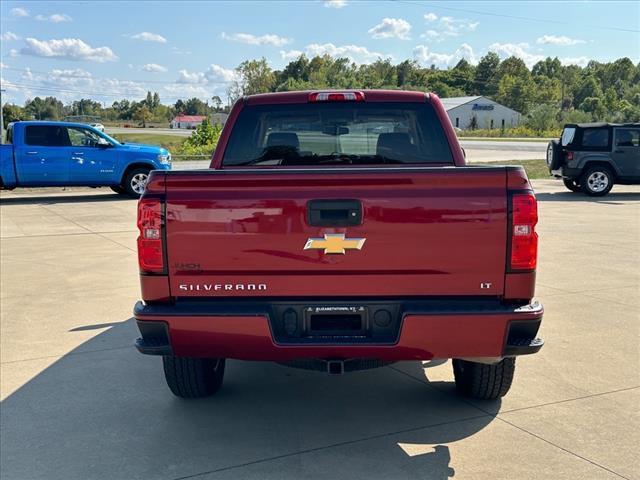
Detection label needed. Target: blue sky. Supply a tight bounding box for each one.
[1,0,639,105]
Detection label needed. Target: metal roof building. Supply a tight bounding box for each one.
[441,95,522,130]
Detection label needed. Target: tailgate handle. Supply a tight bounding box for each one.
[307,199,362,227]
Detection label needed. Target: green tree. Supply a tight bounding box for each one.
[183,97,208,115]
[232,58,275,97]
[532,57,562,79]
[527,104,558,133]
[579,97,606,119]
[3,103,25,127]
[25,96,64,120]
[496,74,536,114]
[450,59,475,93]
[497,57,529,80]
[133,105,152,127]
[211,95,222,112]
[474,52,500,96]
[574,75,603,107]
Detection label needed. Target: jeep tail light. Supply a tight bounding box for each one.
[309,91,365,102]
[510,193,538,271]
[566,151,573,161]
[137,198,164,273]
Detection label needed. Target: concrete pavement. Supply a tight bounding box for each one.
[0,180,638,479]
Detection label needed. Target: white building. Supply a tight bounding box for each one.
[170,115,207,129]
[441,96,521,130]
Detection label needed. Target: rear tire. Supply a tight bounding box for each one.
[162,356,226,398]
[562,178,581,193]
[123,167,151,198]
[580,166,614,196]
[546,140,563,171]
[453,358,515,400]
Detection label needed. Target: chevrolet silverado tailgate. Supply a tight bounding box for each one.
[163,167,509,297]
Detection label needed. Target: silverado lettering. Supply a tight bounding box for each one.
[134,90,544,401]
[178,284,267,291]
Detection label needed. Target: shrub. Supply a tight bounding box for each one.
[174,119,223,160]
[458,125,561,138]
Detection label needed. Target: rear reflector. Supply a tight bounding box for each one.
[309,91,365,102]
[137,198,164,273]
[510,193,538,271]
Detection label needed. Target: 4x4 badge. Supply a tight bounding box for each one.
[304,234,366,255]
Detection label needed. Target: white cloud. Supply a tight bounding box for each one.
[536,35,585,46]
[205,64,237,82]
[6,67,147,101]
[301,43,389,64]
[324,0,347,8]
[21,38,118,63]
[177,64,237,85]
[221,32,291,47]
[413,43,477,68]
[368,18,411,40]
[35,13,72,22]
[488,42,544,68]
[129,32,167,43]
[142,63,168,73]
[559,56,590,67]
[280,49,304,61]
[421,15,478,40]
[11,7,29,17]
[171,46,192,55]
[1,31,20,41]
[9,49,19,58]
[177,70,204,84]
[0,62,7,69]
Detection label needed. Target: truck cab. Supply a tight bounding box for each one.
[1,121,172,197]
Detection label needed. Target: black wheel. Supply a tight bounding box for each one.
[110,185,126,194]
[580,165,614,196]
[123,167,151,198]
[546,140,563,171]
[452,358,515,400]
[162,356,226,398]
[562,178,581,193]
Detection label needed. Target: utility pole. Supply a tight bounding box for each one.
[0,88,5,144]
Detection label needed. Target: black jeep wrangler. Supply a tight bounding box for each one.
[547,122,640,196]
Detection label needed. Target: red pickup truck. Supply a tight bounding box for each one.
[134,90,543,400]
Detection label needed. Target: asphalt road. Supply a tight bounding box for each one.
[105,127,547,161]
[106,127,192,137]
[1,181,638,480]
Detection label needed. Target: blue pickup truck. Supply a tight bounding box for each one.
[1,121,172,197]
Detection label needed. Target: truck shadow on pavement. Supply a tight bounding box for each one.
[0,192,131,206]
[535,191,640,203]
[1,318,499,480]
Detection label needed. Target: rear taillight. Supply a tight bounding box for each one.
[137,198,164,273]
[308,91,365,102]
[566,151,574,161]
[510,192,538,271]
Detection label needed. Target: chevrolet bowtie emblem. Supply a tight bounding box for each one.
[304,234,366,254]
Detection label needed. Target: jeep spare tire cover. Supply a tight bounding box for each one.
[547,140,562,170]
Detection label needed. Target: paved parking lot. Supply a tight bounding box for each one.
[1,180,638,480]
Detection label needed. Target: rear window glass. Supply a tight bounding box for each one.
[222,102,453,167]
[581,128,610,148]
[561,127,575,146]
[25,125,70,147]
